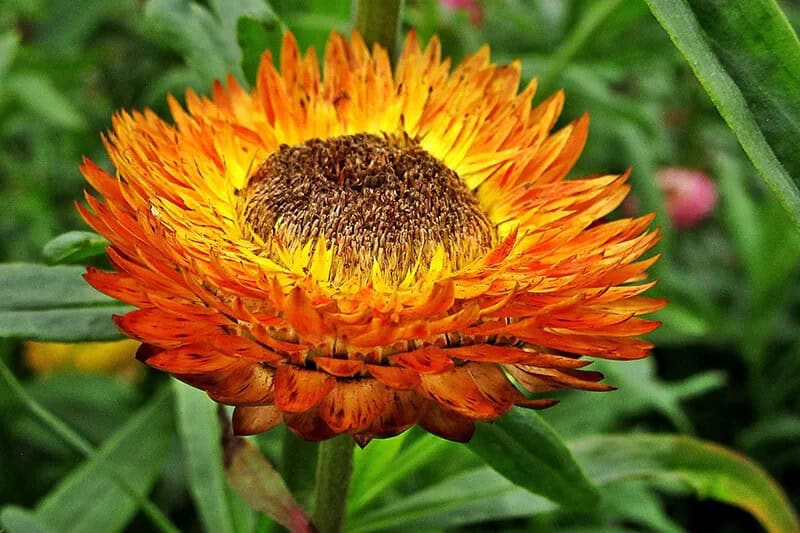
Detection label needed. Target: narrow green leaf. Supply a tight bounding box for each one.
[571,434,800,533]
[0,307,129,342]
[0,264,114,310]
[0,264,129,341]
[173,381,237,533]
[349,430,410,511]
[146,0,279,87]
[0,30,20,80]
[348,432,455,513]
[237,17,282,86]
[222,427,313,533]
[0,507,55,533]
[33,389,175,533]
[5,72,87,130]
[601,480,682,533]
[43,231,109,265]
[644,0,800,230]
[468,408,600,509]
[348,467,553,532]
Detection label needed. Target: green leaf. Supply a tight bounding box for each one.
[600,480,682,533]
[571,434,800,533]
[349,430,411,511]
[348,432,456,513]
[173,381,238,533]
[0,506,55,533]
[42,231,109,265]
[145,0,279,87]
[13,373,139,452]
[5,72,87,130]
[348,466,554,532]
[21,388,175,533]
[0,264,129,341]
[0,30,20,80]
[644,0,800,230]
[237,16,282,86]
[468,408,600,509]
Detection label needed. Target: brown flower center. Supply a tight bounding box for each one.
[243,133,495,279]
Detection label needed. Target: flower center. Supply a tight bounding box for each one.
[244,133,495,278]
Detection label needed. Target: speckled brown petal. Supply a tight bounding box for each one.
[515,398,560,409]
[523,366,614,391]
[145,344,239,374]
[504,364,561,393]
[283,408,337,441]
[367,364,421,389]
[419,364,508,420]
[391,346,454,374]
[210,334,284,363]
[465,362,518,412]
[232,405,282,435]
[317,379,390,433]
[207,363,275,405]
[313,357,366,377]
[274,364,336,412]
[418,403,475,442]
[355,389,426,440]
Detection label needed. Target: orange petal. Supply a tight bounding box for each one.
[442,344,532,364]
[284,286,332,342]
[504,364,560,393]
[317,379,390,433]
[207,363,275,405]
[524,366,614,392]
[465,363,518,413]
[418,404,475,442]
[85,268,150,307]
[366,364,421,390]
[313,357,365,377]
[283,408,336,441]
[419,365,506,420]
[145,344,238,374]
[391,346,454,374]
[356,389,425,440]
[114,308,224,346]
[515,398,559,410]
[232,405,283,436]
[274,364,336,412]
[399,281,455,320]
[210,334,284,363]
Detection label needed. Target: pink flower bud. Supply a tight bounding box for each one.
[441,0,484,26]
[658,167,717,228]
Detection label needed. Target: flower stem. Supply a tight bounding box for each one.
[0,358,180,533]
[312,435,355,533]
[352,0,405,60]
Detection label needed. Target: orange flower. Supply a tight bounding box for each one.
[78,31,664,444]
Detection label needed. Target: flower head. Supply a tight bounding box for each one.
[658,167,717,228]
[79,31,664,444]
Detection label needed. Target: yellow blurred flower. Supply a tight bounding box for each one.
[25,339,143,381]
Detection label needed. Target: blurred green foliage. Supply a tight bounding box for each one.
[2,0,800,532]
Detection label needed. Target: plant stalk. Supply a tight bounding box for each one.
[352,0,405,60]
[312,435,356,533]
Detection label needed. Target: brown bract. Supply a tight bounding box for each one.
[78,30,665,444]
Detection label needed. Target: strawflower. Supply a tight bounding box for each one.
[79,31,664,444]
